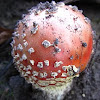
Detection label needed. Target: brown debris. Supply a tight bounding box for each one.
[0,27,13,44]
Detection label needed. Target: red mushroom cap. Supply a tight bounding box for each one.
[11,2,93,88]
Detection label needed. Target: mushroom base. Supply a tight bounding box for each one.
[32,74,79,100]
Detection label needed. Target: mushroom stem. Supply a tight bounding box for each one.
[46,79,73,100]
[35,74,79,100]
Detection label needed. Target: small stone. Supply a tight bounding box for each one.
[82,93,86,97]
[54,47,61,53]
[82,42,87,47]
[54,38,59,45]
[70,56,73,60]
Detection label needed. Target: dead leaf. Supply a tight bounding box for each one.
[0,27,13,44]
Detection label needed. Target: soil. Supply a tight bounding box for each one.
[0,0,100,100]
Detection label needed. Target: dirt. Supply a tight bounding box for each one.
[0,0,100,100]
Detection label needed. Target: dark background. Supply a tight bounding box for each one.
[0,0,100,100]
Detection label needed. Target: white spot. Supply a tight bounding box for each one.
[62,66,68,71]
[10,40,15,47]
[40,72,47,78]
[67,65,72,71]
[23,41,28,47]
[79,10,83,13]
[23,66,26,71]
[93,40,96,45]
[57,2,65,7]
[22,14,26,18]
[17,67,22,72]
[17,44,23,51]
[26,71,31,74]
[22,54,27,60]
[11,49,15,56]
[21,71,26,76]
[32,76,37,81]
[14,53,19,59]
[37,62,43,68]
[21,33,26,38]
[26,65,32,70]
[58,70,61,73]
[14,46,17,50]
[19,58,23,62]
[34,10,41,15]
[84,17,91,24]
[68,5,73,8]
[44,60,49,66]
[12,32,17,36]
[19,64,24,68]
[27,77,33,83]
[51,72,58,78]
[25,23,29,27]
[62,65,79,76]
[12,32,19,38]
[28,48,35,54]
[92,49,94,54]
[51,1,56,5]
[72,6,78,11]
[30,60,34,65]
[23,40,26,42]
[61,73,67,77]
[16,60,20,65]
[54,61,63,68]
[72,65,79,73]
[42,40,51,48]
[32,71,38,76]
[31,22,38,34]
[31,27,38,34]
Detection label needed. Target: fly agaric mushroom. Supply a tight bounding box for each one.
[11,1,93,100]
